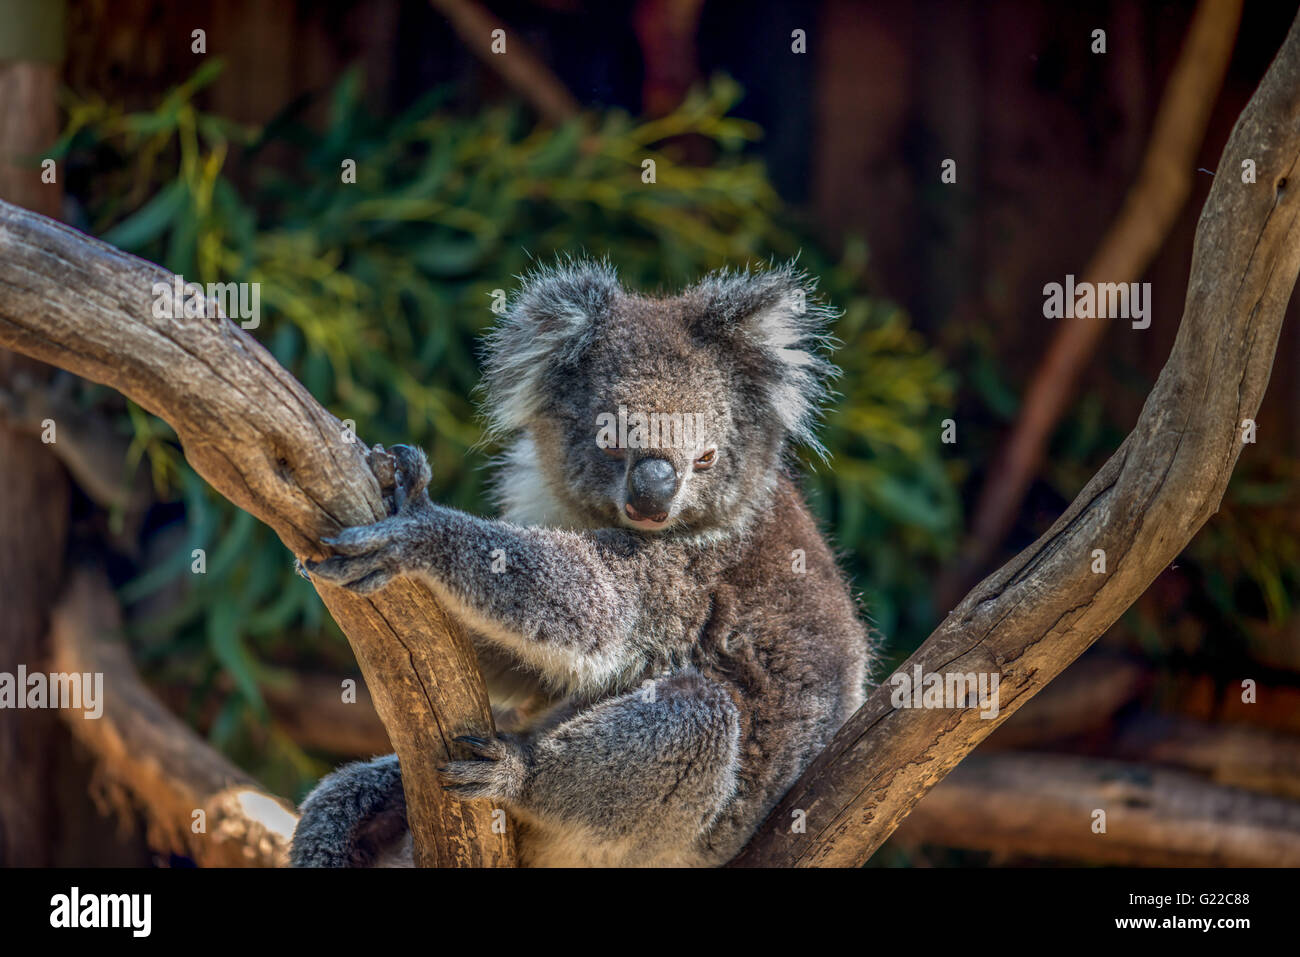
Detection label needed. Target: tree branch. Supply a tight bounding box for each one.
[732,8,1300,867]
[0,203,514,867]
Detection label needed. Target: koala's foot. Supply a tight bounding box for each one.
[437,734,529,801]
[303,443,434,593]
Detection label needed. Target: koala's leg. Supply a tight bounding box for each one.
[440,672,741,866]
[290,754,408,867]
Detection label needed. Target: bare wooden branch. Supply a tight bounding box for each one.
[49,566,298,866]
[732,9,1300,867]
[890,753,1300,867]
[0,201,514,867]
[1,6,1296,870]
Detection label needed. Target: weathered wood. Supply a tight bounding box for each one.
[49,567,298,866]
[0,201,513,867]
[3,8,1299,868]
[732,9,1300,867]
[891,752,1300,867]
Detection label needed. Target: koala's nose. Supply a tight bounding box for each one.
[627,457,678,521]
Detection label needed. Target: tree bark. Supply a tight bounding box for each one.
[0,203,513,867]
[731,8,1300,867]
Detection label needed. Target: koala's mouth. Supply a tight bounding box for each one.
[622,502,671,531]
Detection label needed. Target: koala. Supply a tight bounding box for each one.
[290,259,873,867]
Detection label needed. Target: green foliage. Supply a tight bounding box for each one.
[56,64,960,787]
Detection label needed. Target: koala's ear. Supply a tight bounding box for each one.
[480,258,622,437]
[689,263,839,456]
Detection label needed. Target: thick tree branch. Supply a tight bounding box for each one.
[0,202,514,867]
[732,9,1300,867]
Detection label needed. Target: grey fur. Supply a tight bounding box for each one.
[291,260,873,867]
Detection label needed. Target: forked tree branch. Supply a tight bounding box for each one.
[731,9,1300,866]
[0,204,513,868]
[0,9,1297,869]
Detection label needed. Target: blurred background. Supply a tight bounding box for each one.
[1,0,1298,866]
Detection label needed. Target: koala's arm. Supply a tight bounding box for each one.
[307,446,653,691]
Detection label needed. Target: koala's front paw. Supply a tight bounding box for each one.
[438,735,528,802]
[365,443,433,517]
[305,444,436,594]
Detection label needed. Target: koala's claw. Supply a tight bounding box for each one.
[365,443,398,498]
[438,735,526,800]
[453,734,510,758]
[364,442,432,517]
[305,551,396,593]
[306,518,407,592]
[390,444,432,503]
[321,519,403,555]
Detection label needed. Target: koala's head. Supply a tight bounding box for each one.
[480,258,838,536]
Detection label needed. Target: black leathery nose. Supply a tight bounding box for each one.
[627,457,678,517]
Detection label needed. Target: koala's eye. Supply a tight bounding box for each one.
[694,449,717,470]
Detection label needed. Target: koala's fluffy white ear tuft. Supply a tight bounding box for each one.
[479,257,622,438]
[690,263,840,458]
